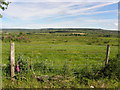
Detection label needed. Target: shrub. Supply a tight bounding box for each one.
[72,54,120,85]
[2,33,31,42]
[96,54,120,80]
[16,55,29,74]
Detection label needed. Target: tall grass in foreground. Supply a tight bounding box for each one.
[2,54,120,88]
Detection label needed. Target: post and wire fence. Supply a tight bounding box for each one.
[8,42,113,80]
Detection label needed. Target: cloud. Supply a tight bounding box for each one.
[2,1,118,30]
[3,2,117,20]
[86,19,117,23]
[3,2,76,20]
[52,9,117,20]
[66,2,117,14]
[114,23,118,26]
[2,16,118,30]
[80,10,117,15]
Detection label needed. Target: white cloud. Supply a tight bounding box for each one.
[2,17,118,30]
[114,23,118,26]
[3,2,76,20]
[2,1,118,30]
[86,19,117,23]
[66,2,117,14]
[80,10,117,15]
[3,2,117,20]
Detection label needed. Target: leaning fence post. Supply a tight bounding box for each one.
[10,42,15,81]
[105,45,110,66]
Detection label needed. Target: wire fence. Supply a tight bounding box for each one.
[2,43,118,63]
[2,43,118,79]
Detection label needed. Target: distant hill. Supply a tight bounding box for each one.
[1,28,118,37]
[1,28,118,35]
[1,28,117,31]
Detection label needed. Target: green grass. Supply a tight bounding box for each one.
[2,32,119,88]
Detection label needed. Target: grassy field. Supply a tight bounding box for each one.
[2,30,120,88]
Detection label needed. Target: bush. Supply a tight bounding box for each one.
[16,55,29,74]
[72,54,120,85]
[2,33,31,42]
[96,54,120,80]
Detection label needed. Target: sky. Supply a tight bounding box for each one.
[0,0,119,30]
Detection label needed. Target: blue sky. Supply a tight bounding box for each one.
[1,1,118,30]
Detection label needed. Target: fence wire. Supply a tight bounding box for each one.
[2,43,118,78]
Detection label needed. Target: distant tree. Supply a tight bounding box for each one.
[0,0,10,18]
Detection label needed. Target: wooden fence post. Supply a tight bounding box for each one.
[10,42,15,81]
[105,45,110,66]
